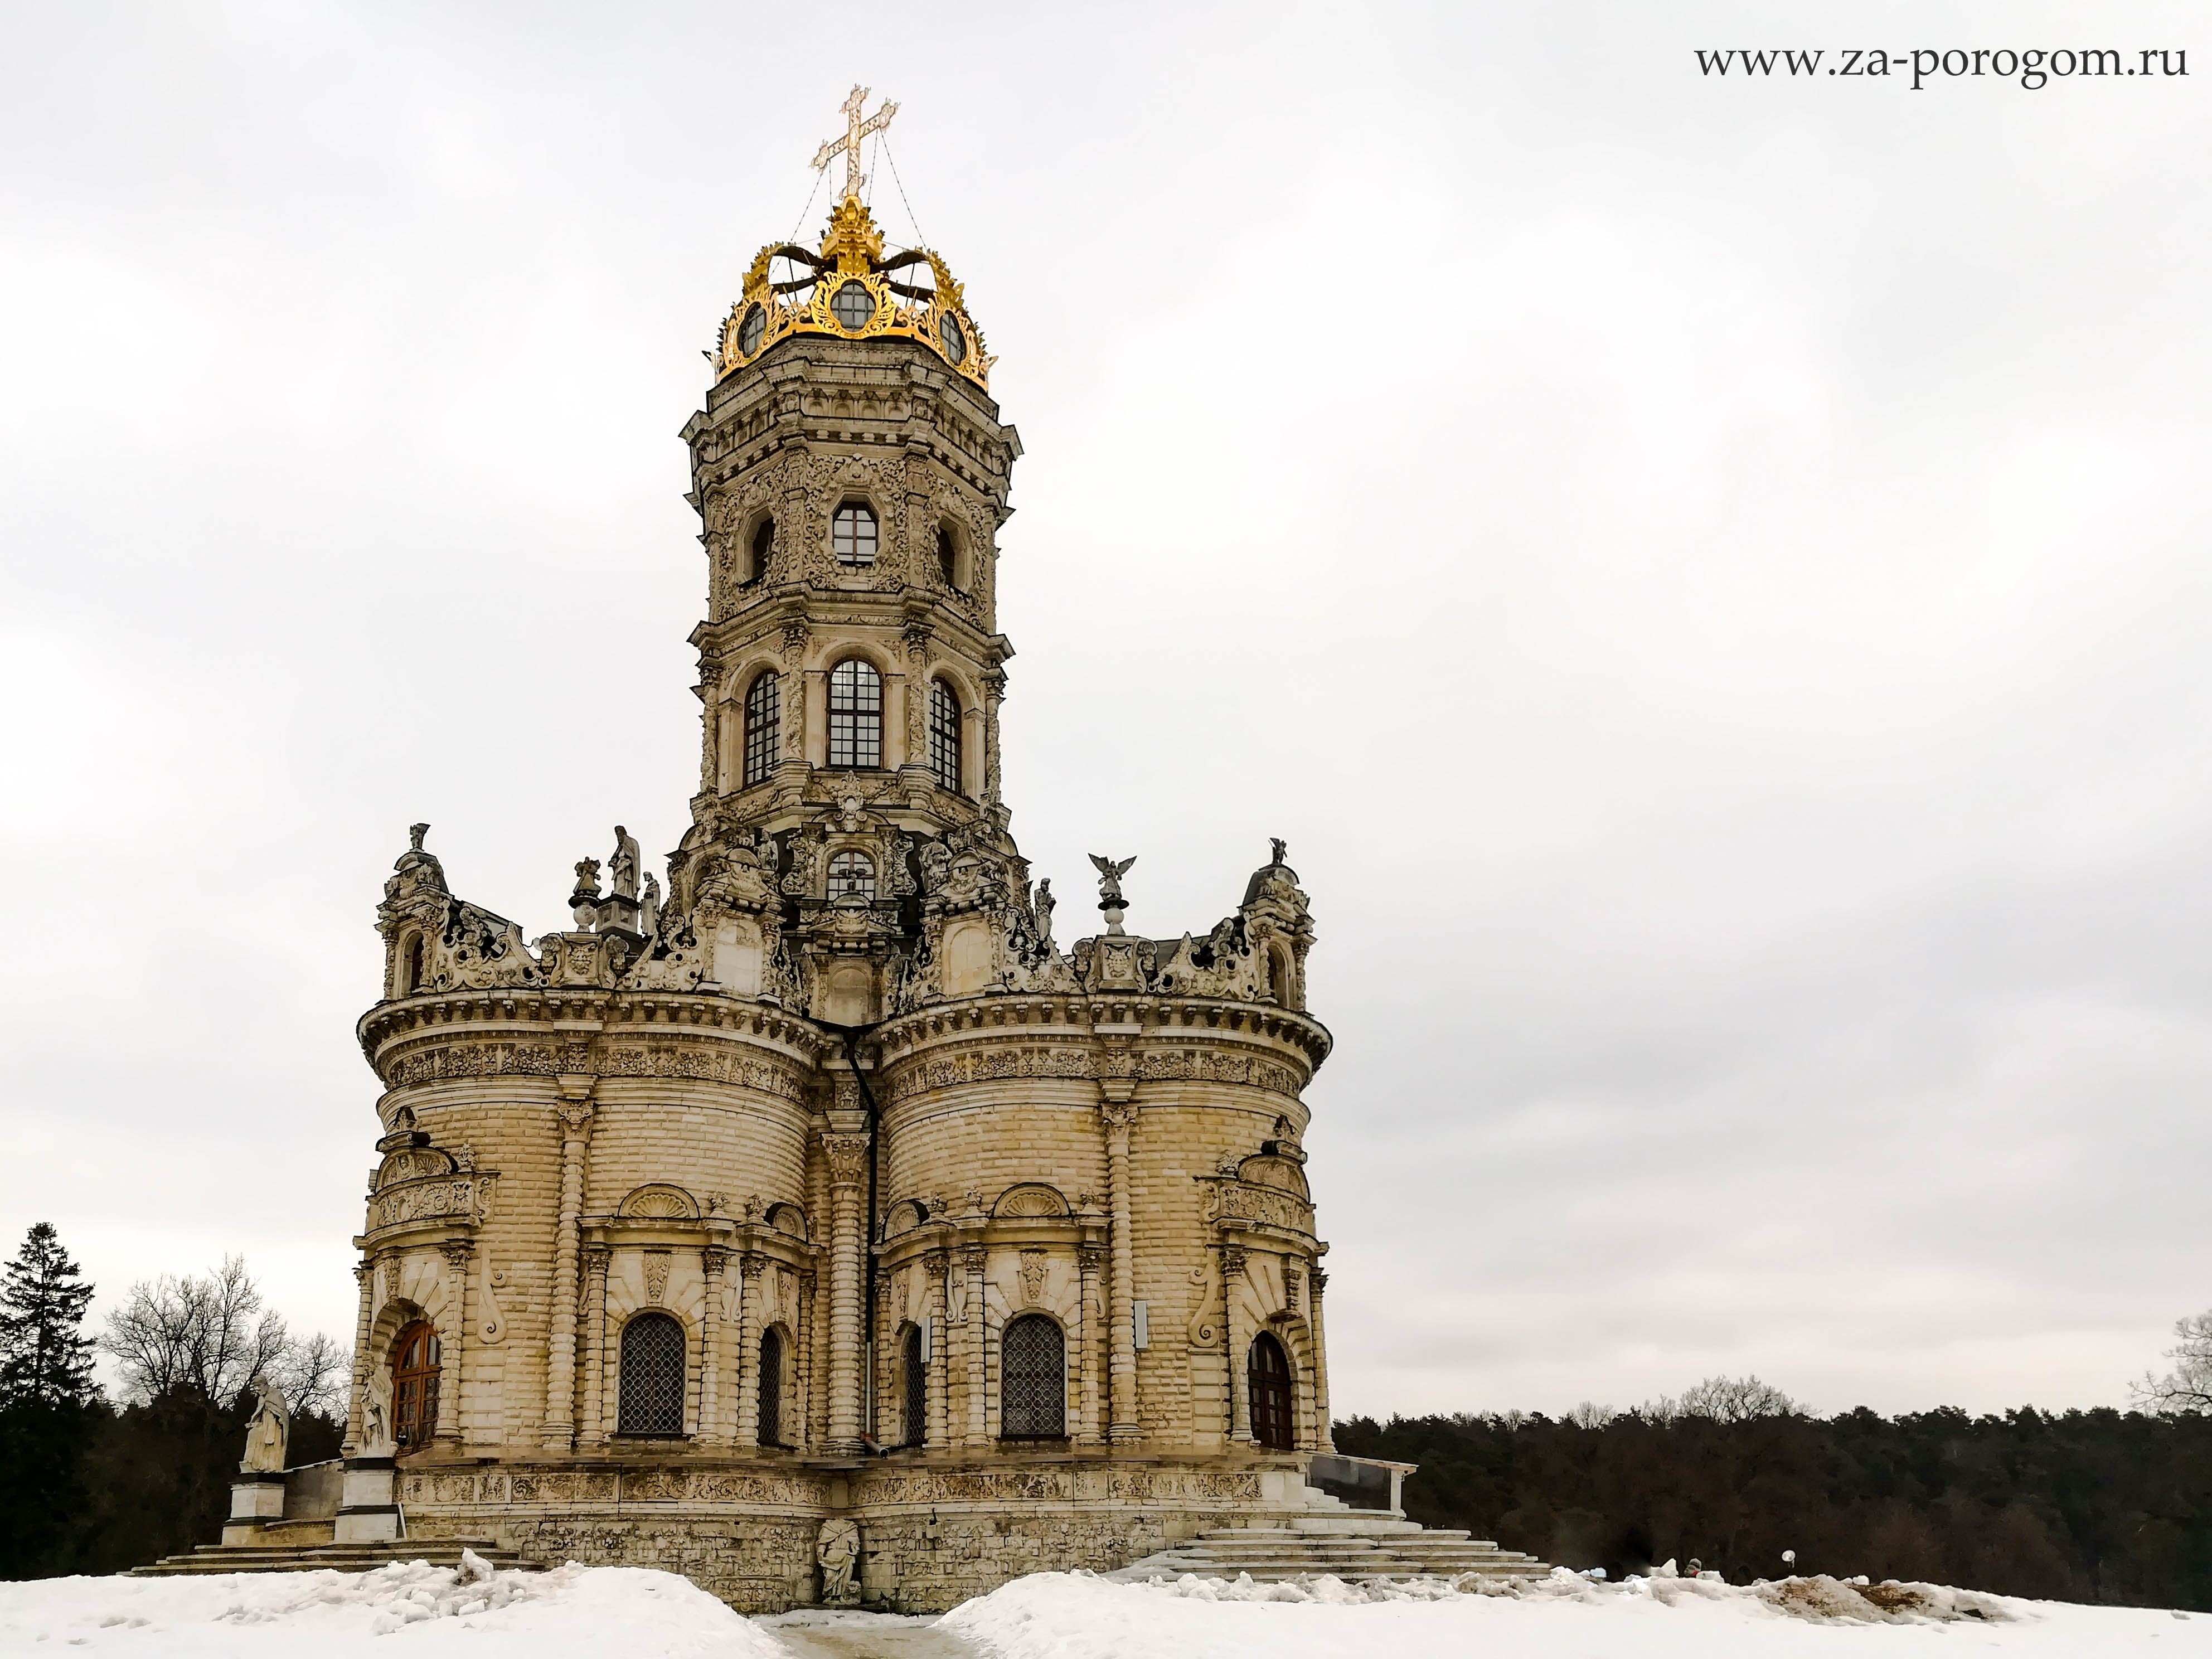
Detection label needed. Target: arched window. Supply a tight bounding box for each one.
[827,850,876,901]
[828,659,882,769]
[1000,1313,1065,1439]
[743,672,780,788]
[928,680,963,795]
[618,1312,686,1435]
[832,503,877,567]
[399,935,424,997]
[903,1324,926,1447]
[391,1321,440,1453]
[937,525,959,588]
[1269,944,1293,1008]
[748,517,774,584]
[758,1327,784,1447]
[1249,1331,1294,1450]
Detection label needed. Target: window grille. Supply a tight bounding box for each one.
[927,680,962,795]
[391,1321,440,1452]
[1000,1314,1065,1439]
[619,1313,686,1435]
[1249,1331,1294,1450]
[742,672,779,787]
[828,850,876,901]
[758,1327,783,1446]
[903,1325,926,1447]
[827,660,882,769]
[832,503,877,566]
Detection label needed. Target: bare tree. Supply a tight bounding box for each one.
[2132,1311,2212,1415]
[271,1329,353,1419]
[1567,1400,1619,1429]
[99,1255,346,1410]
[1642,1375,1800,1424]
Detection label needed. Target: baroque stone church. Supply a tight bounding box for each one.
[331,108,1354,1612]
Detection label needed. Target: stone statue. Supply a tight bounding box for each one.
[918,838,952,894]
[1088,854,1135,905]
[360,1367,396,1457]
[240,1372,289,1473]
[611,826,641,900]
[1270,836,1287,866]
[573,857,602,898]
[410,823,430,853]
[1033,878,1056,943]
[816,1517,861,1605]
[641,871,661,937]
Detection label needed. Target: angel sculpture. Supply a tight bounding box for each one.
[1088,854,1136,906]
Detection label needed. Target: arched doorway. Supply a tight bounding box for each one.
[1249,1331,1294,1450]
[391,1320,440,1453]
[1000,1313,1065,1439]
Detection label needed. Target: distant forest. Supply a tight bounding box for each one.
[1336,1402,2212,1610]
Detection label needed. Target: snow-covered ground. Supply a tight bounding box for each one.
[4,1558,2208,1658]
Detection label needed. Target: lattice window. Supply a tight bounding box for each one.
[743,672,779,788]
[832,503,877,567]
[903,1325,927,1447]
[391,1321,440,1453]
[828,660,882,769]
[828,850,876,901]
[1000,1313,1065,1439]
[1249,1331,1294,1451]
[758,1327,783,1446]
[619,1312,686,1435]
[928,680,962,795]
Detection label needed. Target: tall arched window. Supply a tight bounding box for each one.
[619,1312,686,1435]
[828,659,882,769]
[758,1327,784,1447]
[1000,1313,1065,1439]
[928,680,963,795]
[832,503,877,566]
[399,935,424,997]
[742,672,780,787]
[748,517,774,583]
[827,850,876,901]
[1249,1331,1294,1450]
[391,1321,440,1453]
[937,525,959,588]
[902,1324,926,1447]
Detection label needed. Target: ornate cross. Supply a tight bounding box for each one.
[811,86,898,202]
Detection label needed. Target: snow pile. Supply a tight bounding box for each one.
[0,1556,784,1658]
[942,1566,2212,1657]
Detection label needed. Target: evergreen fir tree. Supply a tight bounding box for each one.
[0,1223,96,1406]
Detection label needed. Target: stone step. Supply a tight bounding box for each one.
[1109,1522,1548,1587]
[132,1538,536,1578]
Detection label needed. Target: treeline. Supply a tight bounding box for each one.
[1336,1397,2212,1609]
[0,1226,348,1579]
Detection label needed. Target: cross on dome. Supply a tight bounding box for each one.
[811,86,898,202]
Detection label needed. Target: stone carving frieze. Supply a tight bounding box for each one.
[381,1039,805,1099]
[1199,1178,1314,1237]
[881,1044,1096,1102]
[367,1171,492,1235]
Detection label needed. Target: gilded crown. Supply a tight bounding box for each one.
[715,195,992,388]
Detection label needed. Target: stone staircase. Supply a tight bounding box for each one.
[1110,1517,1549,1584]
[132,1533,537,1578]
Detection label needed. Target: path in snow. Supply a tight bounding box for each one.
[756,1608,982,1658]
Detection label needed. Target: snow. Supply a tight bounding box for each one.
[0,1554,783,1658]
[938,1567,2212,1658]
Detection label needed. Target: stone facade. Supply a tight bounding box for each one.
[334,192,1339,1612]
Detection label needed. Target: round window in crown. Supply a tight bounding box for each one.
[831,282,876,332]
[737,303,766,357]
[937,312,967,363]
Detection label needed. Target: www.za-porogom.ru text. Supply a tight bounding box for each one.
[1696,47,2186,91]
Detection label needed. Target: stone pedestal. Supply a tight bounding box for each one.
[333,1456,400,1543]
[222,1472,287,1545]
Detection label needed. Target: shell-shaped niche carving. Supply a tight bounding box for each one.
[765,1202,810,1240]
[619,1183,700,1220]
[881,1199,928,1239]
[1235,1154,1311,1201]
[373,1146,457,1191]
[993,1183,1070,1220]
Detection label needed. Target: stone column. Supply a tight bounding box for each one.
[1100,1100,1141,1443]
[962,1244,989,1448]
[343,1262,374,1455]
[1309,1266,1335,1454]
[979,667,1006,806]
[796,1270,817,1451]
[823,1133,870,1454]
[580,1246,610,1445]
[1076,1245,1104,1445]
[542,1093,594,1450]
[734,1252,763,1450]
[804,669,830,768]
[925,1252,949,1449]
[435,1241,473,1448]
[1224,1246,1254,1444]
[698,1246,728,1446]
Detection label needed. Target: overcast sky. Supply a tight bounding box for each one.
[3,0,2208,1420]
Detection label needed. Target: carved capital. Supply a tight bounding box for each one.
[701,1246,730,1280]
[739,1250,767,1281]
[1076,1245,1106,1274]
[554,1099,595,1137]
[1098,1100,1138,1132]
[1310,1267,1328,1297]
[1221,1246,1248,1278]
[960,1245,988,1275]
[923,1251,949,1282]
[583,1244,612,1277]
[822,1133,871,1186]
[440,1240,475,1272]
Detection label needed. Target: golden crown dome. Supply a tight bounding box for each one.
[715,193,992,388]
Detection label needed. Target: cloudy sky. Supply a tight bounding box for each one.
[4,0,2208,1419]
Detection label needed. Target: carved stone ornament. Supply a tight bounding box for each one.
[642,1250,672,1307]
[1019,1248,1049,1307]
[822,1133,870,1186]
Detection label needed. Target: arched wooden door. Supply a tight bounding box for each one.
[1249,1331,1294,1450]
[391,1321,441,1453]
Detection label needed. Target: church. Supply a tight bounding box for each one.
[247,97,1530,1612]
